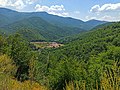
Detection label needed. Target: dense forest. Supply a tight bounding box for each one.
[0,22,120,90]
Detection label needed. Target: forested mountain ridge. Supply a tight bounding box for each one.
[0,8,107,30]
[0,17,84,41]
[58,22,115,43]
[57,22,120,56]
[0,8,108,41]
[85,19,108,30]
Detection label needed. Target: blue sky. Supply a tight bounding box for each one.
[0,0,120,21]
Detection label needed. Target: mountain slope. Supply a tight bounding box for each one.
[34,22,120,89]
[0,8,109,41]
[30,12,86,29]
[85,19,107,30]
[56,22,120,57]
[92,22,113,30]
[0,14,11,27]
[1,17,84,41]
[0,8,108,30]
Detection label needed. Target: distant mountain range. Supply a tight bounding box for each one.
[0,8,108,41]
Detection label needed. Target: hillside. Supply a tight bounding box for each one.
[36,22,120,89]
[0,17,84,41]
[0,14,10,27]
[85,19,107,30]
[0,8,107,30]
[0,8,109,41]
[92,22,113,30]
[0,20,120,90]
[58,22,115,43]
[57,22,120,57]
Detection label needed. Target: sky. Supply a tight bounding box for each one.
[0,0,120,21]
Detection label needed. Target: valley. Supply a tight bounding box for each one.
[0,6,120,90]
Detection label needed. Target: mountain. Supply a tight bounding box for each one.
[0,8,108,30]
[56,22,120,62]
[0,8,81,29]
[58,21,112,44]
[92,22,113,30]
[30,12,87,29]
[85,19,107,29]
[0,14,10,27]
[0,8,20,26]
[0,8,108,41]
[1,17,84,41]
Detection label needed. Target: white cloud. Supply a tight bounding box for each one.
[85,16,97,20]
[0,0,37,10]
[35,4,49,12]
[35,4,65,12]
[74,11,80,14]
[90,3,120,13]
[100,15,120,22]
[35,4,69,17]
[100,15,117,21]
[50,11,69,17]
[50,5,65,11]
[85,15,120,22]
[12,0,25,9]
[90,5,100,13]
[26,0,37,4]
[0,0,11,7]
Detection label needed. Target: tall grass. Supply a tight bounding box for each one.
[0,74,47,90]
[100,63,120,90]
[64,81,86,90]
[65,63,120,90]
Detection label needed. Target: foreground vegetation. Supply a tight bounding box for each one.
[0,22,120,90]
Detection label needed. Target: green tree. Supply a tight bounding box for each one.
[6,34,31,81]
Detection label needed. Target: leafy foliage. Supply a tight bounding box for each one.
[0,18,120,90]
[34,22,120,89]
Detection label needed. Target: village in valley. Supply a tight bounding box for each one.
[31,41,64,49]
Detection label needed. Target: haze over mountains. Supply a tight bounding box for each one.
[0,8,107,41]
